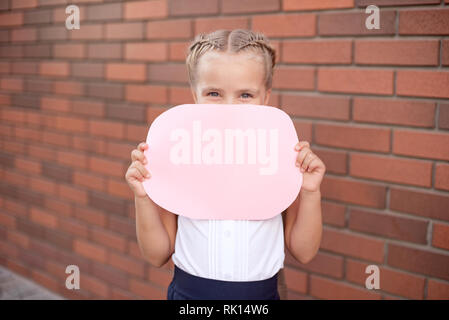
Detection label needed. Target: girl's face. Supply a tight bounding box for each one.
[191,50,271,106]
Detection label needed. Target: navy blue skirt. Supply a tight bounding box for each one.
[167,265,280,300]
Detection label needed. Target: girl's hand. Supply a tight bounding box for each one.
[294,141,326,193]
[125,142,151,199]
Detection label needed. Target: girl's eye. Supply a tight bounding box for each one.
[207,92,220,97]
[241,93,253,99]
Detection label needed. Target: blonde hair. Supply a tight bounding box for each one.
[186,29,277,90]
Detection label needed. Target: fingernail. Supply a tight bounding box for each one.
[146,173,150,178]
[295,145,300,151]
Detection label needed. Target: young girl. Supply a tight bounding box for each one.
[125,29,325,300]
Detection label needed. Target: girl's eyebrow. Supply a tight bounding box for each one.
[202,87,222,93]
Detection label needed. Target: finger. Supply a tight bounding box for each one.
[131,149,142,162]
[296,147,312,165]
[305,157,319,172]
[302,151,316,170]
[138,142,148,151]
[294,140,310,151]
[133,160,151,179]
[129,167,145,182]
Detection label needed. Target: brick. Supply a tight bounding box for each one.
[72,62,104,79]
[353,98,435,128]
[73,170,105,192]
[253,14,316,37]
[283,267,307,294]
[107,252,145,277]
[58,217,88,238]
[427,279,449,299]
[310,275,381,299]
[169,86,194,104]
[124,0,167,20]
[273,67,315,90]
[55,115,88,134]
[24,9,51,24]
[125,42,167,62]
[129,279,166,300]
[74,206,107,227]
[349,208,428,244]
[0,78,23,91]
[58,184,88,205]
[281,94,350,120]
[89,156,125,178]
[357,0,439,6]
[435,163,449,191]
[106,63,146,82]
[0,12,23,26]
[146,19,191,39]
[125,84,167,104]
[54,43,85,59]
[285,249,344,279]
[90,227,126,252]
[87,3,122,21]
[107,102,146,122]
[319,11,396,36]
[222,0,278,14]
[315,123,390,152]
[12,61,38,75]
[11,28,37,42]
[12,0,38,9]
[195,17,249,34]
[350,153,432,187]
[293,120,313,142]
[57,150,87,170]
[345,259,425,299]
[399,9,449,35]
[74,239,107,263]
[355,40,439,66]
[88,43,122,60]
[81,274,110,299]
[318,68,394,95]
[321,228,384,263]
[88,82,123,100]
[72,99,104,117]
[313,148,347,175]
[105,22,143,40]
[390,187,449,221]
[39,26,66,40]
[169,41,189,61]
[89,119,124,139]
[283,40,352,64]
[387,243,449,281]
[435,109,449,132]
[30,207,57,228]
[40,61,69,77]
[148,64,188,83]
[393,130,449,161]
[170,0,218,16]
[70,24,103,40]
[321,176,386,208]
[53,80,84,96]
[41,96,70,112]
[88,191,127,216]
[284,0,354,10]
[432,223,449,250]
[443,40,449,66]
[397,71,449,99]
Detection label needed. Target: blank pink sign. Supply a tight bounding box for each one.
[142,104,302,220]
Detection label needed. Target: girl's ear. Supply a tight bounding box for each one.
[264,88,272,105]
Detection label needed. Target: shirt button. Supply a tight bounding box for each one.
[224,230,231,237]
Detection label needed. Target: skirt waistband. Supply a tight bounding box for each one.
[168,264,280,300]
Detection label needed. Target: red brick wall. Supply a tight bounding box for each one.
[0,0,448,300]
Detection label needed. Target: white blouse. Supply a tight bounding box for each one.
[171,213,285,282]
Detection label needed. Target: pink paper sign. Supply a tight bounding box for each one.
[142,104,302,220]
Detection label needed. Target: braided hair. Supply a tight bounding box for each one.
[186,29,277,89]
